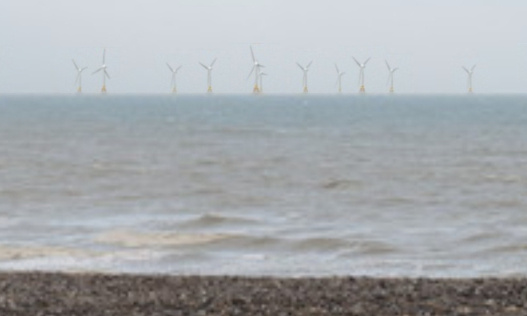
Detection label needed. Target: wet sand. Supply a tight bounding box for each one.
[0,272,525,315]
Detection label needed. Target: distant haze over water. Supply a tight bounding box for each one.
[0,95,526,277]
[1,1,527,94]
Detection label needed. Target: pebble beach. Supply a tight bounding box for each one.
[0,272,526,315]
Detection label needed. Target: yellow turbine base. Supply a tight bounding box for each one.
[253,85,260,94]
[77,87,82,93]
[468,88,473,93]
[359,85,365,93]
[303,86,308,93]
[389,87,394,93]
[172,88,177,93]
[101,85,107,93]
[207,86,213,93]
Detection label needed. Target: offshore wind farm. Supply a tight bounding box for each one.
[2,1,527,315]
[66,47,484,94]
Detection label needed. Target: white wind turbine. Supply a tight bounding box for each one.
[335,64,346,93]
[259,72,267,93]
[199,58,217,93]
[385,60,399,93]
[248,46,265,93]
[92,49,110,93]
[296,61,313,93]
[353,57,370,93]
[72,59,87,93]
[166,63,182,93]
[462,64,476,93]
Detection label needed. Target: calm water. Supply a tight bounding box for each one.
[0,94,526,277]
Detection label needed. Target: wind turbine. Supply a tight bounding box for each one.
[259,72,267,93]
[92,49,110,93]
[335,64,345,93]
[353,57,370,93]
[385,60,399,93]
[166,63,182,93]
[248,46,265,93]
[199,58,217,93]
[296,61,313,93]
[462,64,476,93]
[72,59,87,93]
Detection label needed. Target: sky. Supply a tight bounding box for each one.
[0,0,526,94]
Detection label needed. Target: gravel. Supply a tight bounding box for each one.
[0,272,526,315]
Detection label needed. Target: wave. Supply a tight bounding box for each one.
[176,213,260,229]
[320,179,362,190]
[0,245,95,261]
[337,240,400,257]
[94,230,230,248]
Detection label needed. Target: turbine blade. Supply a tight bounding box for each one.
[385,60,391,71]
[176,66,182,72]
[364,57,371,65]
[199,62,208,70]
[104,70,110,79]
[81,67,88,72]
[250,46,256,62]
[92,67,103,75]
[210,58,217,67]
[393,68,399,72]
[102,49,106,64]
[471,64,477,72]
[247,66,255,79]
[72,59,79,70]
[307,61,313,69]
[296,62,304,71]
[166,63,174,73]
[335,64,339,73]
[352,57,360,67]
[462,66,469,74]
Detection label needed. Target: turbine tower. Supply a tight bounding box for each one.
[248,46,265,94]
[92,49,110,93]
[199,58,217,93]
[462,65,476,93]
[296,61,312,93]
[385,60,399,93]
[72,59,87,93]
[335,64,345,93]
[166,63,182,93]
[353,57,370,93]
[259,72,267,93]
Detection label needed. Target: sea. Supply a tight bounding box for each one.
[0,94,526,278]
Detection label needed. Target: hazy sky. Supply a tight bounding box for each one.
[1,0,526,94]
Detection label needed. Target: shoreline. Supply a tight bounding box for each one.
[0,272,525,315]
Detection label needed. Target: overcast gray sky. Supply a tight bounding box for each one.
[1,0,526,94]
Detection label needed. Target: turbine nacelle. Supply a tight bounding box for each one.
[462,64,476,93]
[353,57,371,69]
[385,60,399,93]
[353,57,370,92]
[72,59,88,92]
[463,64,476,74]
[199,58,216,92]
[296,61,312,93]
[92,49,110,92]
